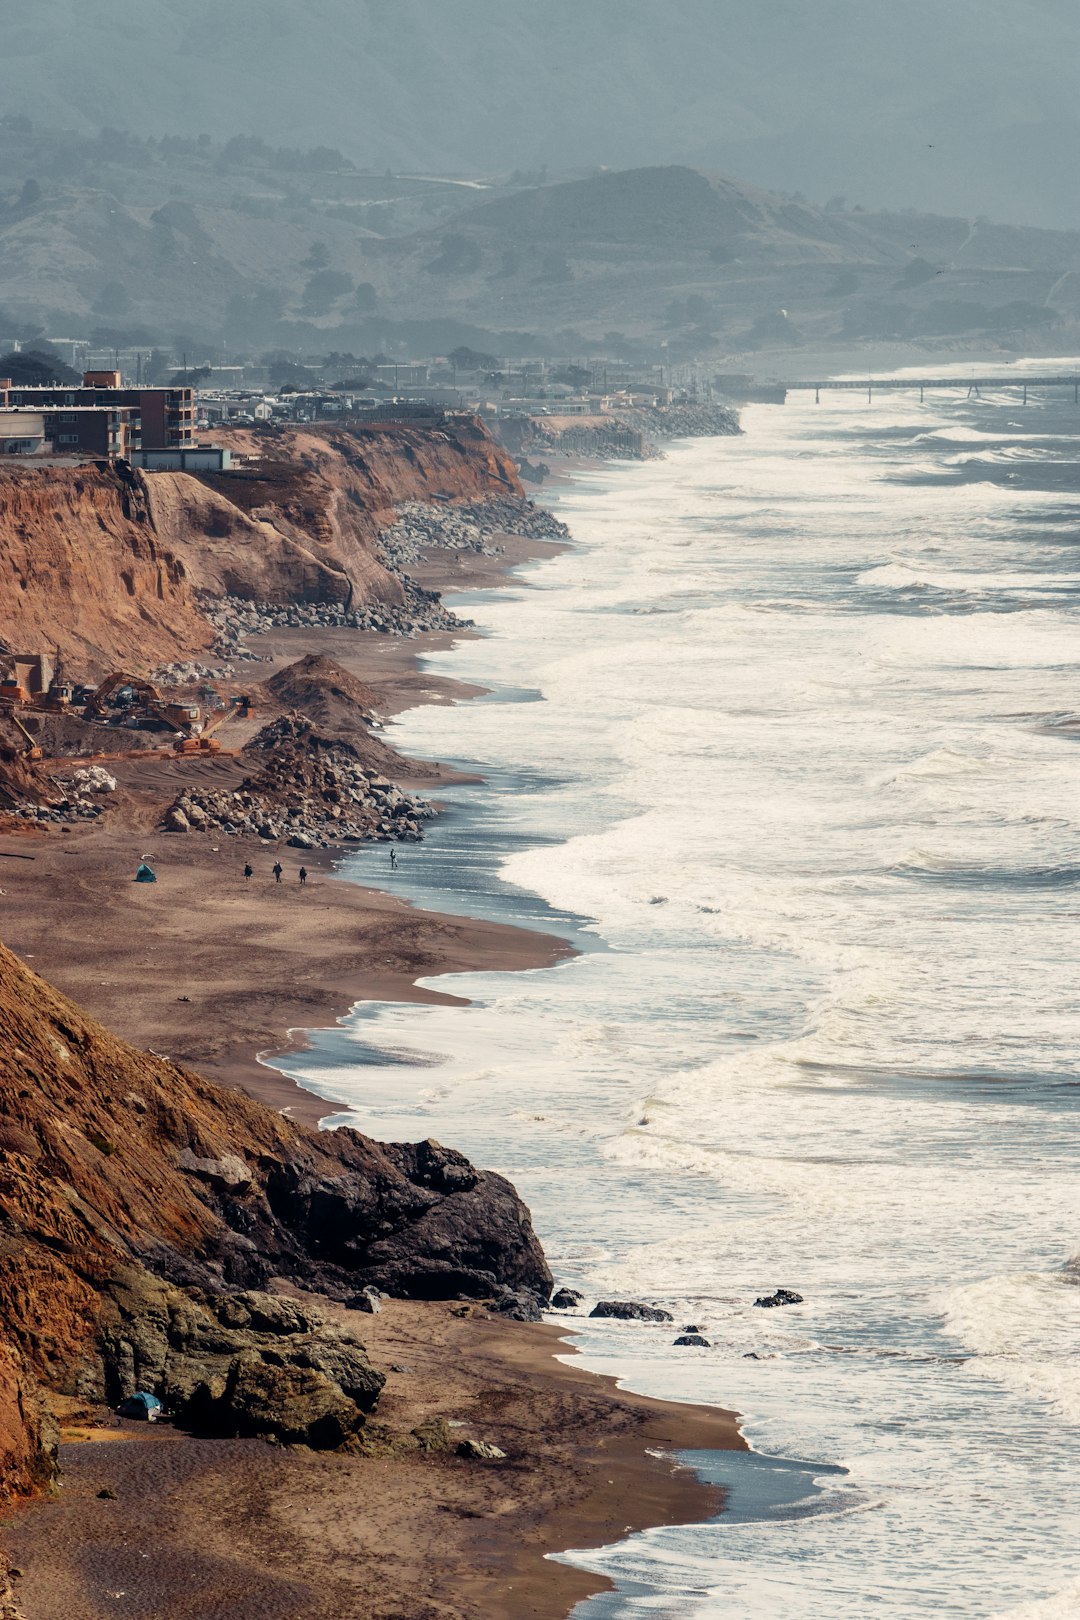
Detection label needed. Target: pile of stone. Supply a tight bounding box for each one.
[163,715,434,847]
[152,660,225,688]
[616,401,741,440]
[378,494,569,569]
[66,764,117,795]
[204,575,468,660]
[10,762,118,826]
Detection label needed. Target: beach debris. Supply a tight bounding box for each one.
[753,1288,804,1309]
[549,1287,584,1310]
[673,1334,711,1348]
[134,862,156,883]
[589,1300,674,1323]
[456,1438,507,1461]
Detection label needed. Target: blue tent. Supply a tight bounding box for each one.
[135,863,157,883]
[118,1391,163,1421]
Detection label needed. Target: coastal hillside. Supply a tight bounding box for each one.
[1,0,1078,228]
[4,147,1080,353]
[0,938,551,1500]
[0,417,521,677]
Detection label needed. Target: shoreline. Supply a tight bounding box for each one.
[0,485,745,1616]
[6,1300,744,1620]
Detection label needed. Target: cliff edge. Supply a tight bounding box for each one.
[0,939,551,1500]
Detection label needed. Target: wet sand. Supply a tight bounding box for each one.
[6,1300,743,1620]
[0,523,743,1617]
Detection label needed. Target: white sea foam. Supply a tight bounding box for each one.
[284,377,1080,1615]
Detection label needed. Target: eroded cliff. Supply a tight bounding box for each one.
[0,940,551,1499]
[0,417,523,679]
[0,463,213,673]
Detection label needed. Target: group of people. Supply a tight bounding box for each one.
[244,861,307,884]
[242,846,400,885]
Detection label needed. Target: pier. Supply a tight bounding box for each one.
[783,375,1080,405]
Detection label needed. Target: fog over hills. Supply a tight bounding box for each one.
[3,0,1080,229]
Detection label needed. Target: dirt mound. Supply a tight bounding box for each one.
[266,654,379,729]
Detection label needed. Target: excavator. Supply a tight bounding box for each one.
[6,709,42,762]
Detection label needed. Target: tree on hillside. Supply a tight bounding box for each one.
[305,240,331,270]
[301,269,353,315]
[0,348,81,385]
[893,257,938,291]
[352,282,377,314]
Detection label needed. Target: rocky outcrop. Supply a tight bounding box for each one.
[93,1271,383,1447]
[0,939,552,1491]
[588,1301,673,1322]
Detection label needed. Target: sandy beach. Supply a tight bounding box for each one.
[0,524,744,1617]
[5,1299,743,1620]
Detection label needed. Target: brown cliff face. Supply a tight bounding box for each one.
[191,418,523,611]
[0,940,551,1496]
[0,463,213,674]
[0,417,523,680]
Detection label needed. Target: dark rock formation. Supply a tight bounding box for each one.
[91,1270,383,1448]
[753,1289,804,1309]
[549,1287,584,1310]
[588,1301,674,1323]
[0,941,552,1491]
[673,1334,711,1347]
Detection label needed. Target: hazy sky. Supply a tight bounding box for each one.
[4,0,1079,228]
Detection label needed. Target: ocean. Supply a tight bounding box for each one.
[277,365,1080,1618]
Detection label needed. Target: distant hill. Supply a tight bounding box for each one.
[1,0,1080,229]
[1,163,1077,360]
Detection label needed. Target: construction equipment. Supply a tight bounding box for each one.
[83,672,164,722]
[173,736,221,756]
[6,709,42,761]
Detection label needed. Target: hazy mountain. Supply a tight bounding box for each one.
[2,160,1076,360]
[1,2,1080,230]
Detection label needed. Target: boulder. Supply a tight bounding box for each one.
[177,1149,253,1195]
[344,1287,382,1315]
[489,1288,544,1323]
[92,1269,383,1449]
[165,807,190,833]
[589,1300,673,1323]
[549,1287,584,1310]
[753,1289,803,1309]
[456,1438,506,1460]
[673,1334,711,1347]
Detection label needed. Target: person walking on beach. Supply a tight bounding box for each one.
[243,862,253,880]
[298,866,308,885]
[272,861,283,883]
[389,847,397,870]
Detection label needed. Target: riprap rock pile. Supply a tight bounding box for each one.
[164,715,433,846]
